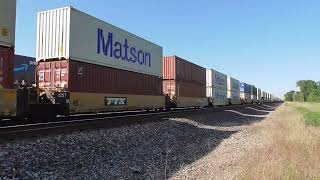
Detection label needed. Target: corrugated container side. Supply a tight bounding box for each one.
[163,56,205,85]
[162,56,176,80]
[176,56,205,84]
[262,92,264,100]
[206,69,212,87]
[206,86,227,105]
[227,77,240,92]
[36,7,162,77]
[36,7,70,60]
[0,46,14,89]
[163,80,206,98]
[227,77,240,103]
[257,89,262,101]
[14,55,36,86]
[69,60,163,95]
[37,60,69,90]
[206,69,227,89]
[240,82,251,94]
[228,90,241,103]
[251,86,257,96]
[37,60,163,96]
[0,0,16,48]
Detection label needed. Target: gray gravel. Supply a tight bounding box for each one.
[0,106,269,179]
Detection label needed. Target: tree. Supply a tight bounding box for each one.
[293,92,304,102]
[284,91,294,101]
[296,80,318,102]
[308,88,320,102]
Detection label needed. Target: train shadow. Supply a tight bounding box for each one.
[92,105,274,179]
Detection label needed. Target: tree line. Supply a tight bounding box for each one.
[285,80,320,102]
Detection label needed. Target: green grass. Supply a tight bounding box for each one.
[296,106,320,127]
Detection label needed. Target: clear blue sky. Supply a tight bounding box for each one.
[15,0,320,98]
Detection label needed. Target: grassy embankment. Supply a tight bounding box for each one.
[238,102,320,179]
[295,103,320,127]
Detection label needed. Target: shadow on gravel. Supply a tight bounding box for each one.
[0,104,280,179]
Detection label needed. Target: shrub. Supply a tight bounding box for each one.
[296,107,320,127]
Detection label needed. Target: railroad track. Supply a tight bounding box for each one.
[0,103,281,141]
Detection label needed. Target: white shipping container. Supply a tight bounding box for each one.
[206,86,227,106]
[227,90,241,104]
[206,69,227,89]
[36,7,162,77]
[257,88,261,102]
[227,77,240,91]
[227,77,240,104]
[0,0,16,48]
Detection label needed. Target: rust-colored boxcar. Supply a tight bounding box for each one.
[162,56,207,108]
[37,60,164,113]
[0,46,14,89]
[163,80,207,107]
[163,80,206,98]
[163,56,206,85]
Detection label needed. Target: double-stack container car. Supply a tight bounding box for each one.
[206,69,227,106]
[227,77,240,105]
[251,85,257,103]
[36,7,164,114]
[0,0,17,117]
[240,82,251,104]
[163,56,207,108]
[1,4,282,121]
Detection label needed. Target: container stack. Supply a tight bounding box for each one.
[262,91,266,102]
[36,7,164,113]
[227,77,241,105]
[251,85,258,103]
[257,88,262,103]
[163,56,207,107]
[0,0,16,89]
[240,82,251,104]
[206,69,227,106]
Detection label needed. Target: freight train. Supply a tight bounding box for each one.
[0,3,281,120]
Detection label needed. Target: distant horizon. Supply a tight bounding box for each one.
[14,0,320,98]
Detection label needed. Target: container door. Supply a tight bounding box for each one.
[0,47,14,89]
[38,60,69,90]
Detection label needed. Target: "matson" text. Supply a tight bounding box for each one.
[97,28,151,67]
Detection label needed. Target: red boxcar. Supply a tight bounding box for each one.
[37,59,165,113]
[0,46,14,89]
[163,56,206,85]
[37,60,163,96]
[162,56,207,108]
[163,80,206,98]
